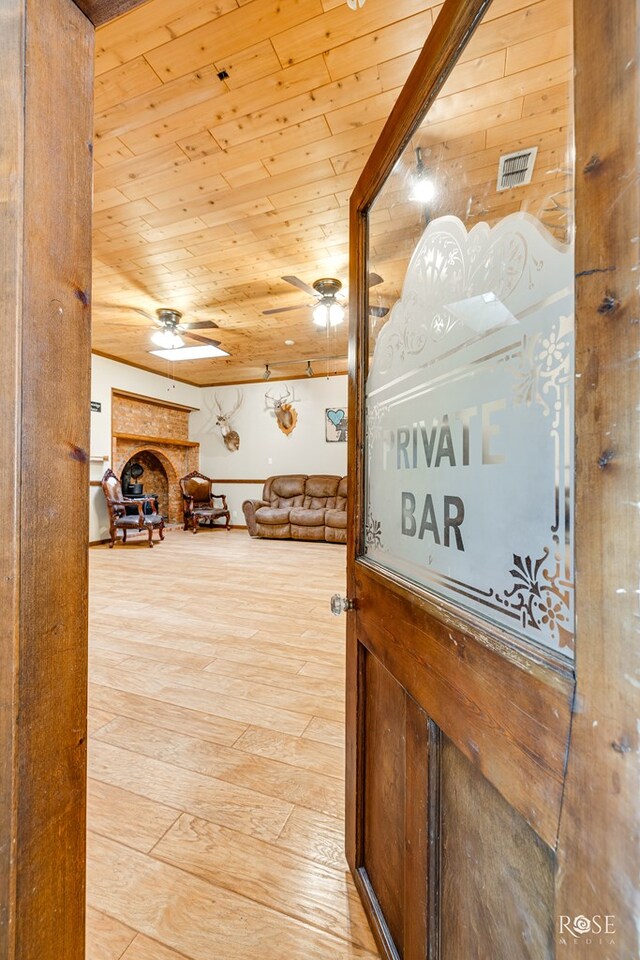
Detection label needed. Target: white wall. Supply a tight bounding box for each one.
[90,355,200,542]
[90,355,348,537]
[192,376,348,524]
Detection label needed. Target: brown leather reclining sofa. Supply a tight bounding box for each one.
[242,474,347,544]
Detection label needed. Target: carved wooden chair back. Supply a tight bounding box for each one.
[100,468,164,548]
[179,471,230,534]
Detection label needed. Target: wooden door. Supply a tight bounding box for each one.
[345,2,638,958]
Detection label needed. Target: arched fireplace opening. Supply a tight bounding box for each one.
[121,450,174,521]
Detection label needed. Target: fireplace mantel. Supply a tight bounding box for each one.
[113,431,199,448]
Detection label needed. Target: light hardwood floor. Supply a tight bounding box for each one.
[87,529,378,960]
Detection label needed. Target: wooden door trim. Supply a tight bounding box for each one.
[354,869,402,960]
[0,3,25,951]
[555,1,639,952]
[1,2,94,957]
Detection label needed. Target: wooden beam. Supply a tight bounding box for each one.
[73,0,151,27]
[0,1,93,957]
[556,0,639,954]
[0,2,23,951]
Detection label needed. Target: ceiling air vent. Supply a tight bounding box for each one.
[496,147,538,192]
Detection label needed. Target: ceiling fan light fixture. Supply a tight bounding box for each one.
[156,307,183,325]
[151,328,184,349]
[313,298,345,327]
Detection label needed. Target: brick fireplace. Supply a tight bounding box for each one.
[112,390,199,523]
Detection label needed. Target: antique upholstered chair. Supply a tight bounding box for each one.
[101,469,165,548]
[180,471,230,534]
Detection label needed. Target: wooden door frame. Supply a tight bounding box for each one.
[346,0,638,956]
[0,3,150,958]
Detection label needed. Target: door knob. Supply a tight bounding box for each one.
[330,594,355,616]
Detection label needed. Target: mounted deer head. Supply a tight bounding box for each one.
[214,389,242,451]
[265,385,298,436]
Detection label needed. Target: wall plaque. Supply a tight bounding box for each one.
[90,400,102,412]
[365,213,574,656]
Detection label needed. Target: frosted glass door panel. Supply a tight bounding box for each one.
[364,0,574,658]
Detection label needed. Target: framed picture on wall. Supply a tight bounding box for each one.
[325,408,348,442]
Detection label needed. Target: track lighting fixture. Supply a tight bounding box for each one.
[262,356,343,377]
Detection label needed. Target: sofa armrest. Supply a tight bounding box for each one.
[242,499,267,537]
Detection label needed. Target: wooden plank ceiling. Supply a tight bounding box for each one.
[92,0,570,386]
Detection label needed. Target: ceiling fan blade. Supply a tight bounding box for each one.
[94,302,155,321]
[262,303,308,315]
[131,306,157,321]
[179,320,220,330]
[282,275,317,297]
[183,332,222,347]
[368,272,384,288]
[369,305,390,318]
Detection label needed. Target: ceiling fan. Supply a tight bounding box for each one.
[149,308,221,349]
[95,304,222,349]
[262,274,390,324]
